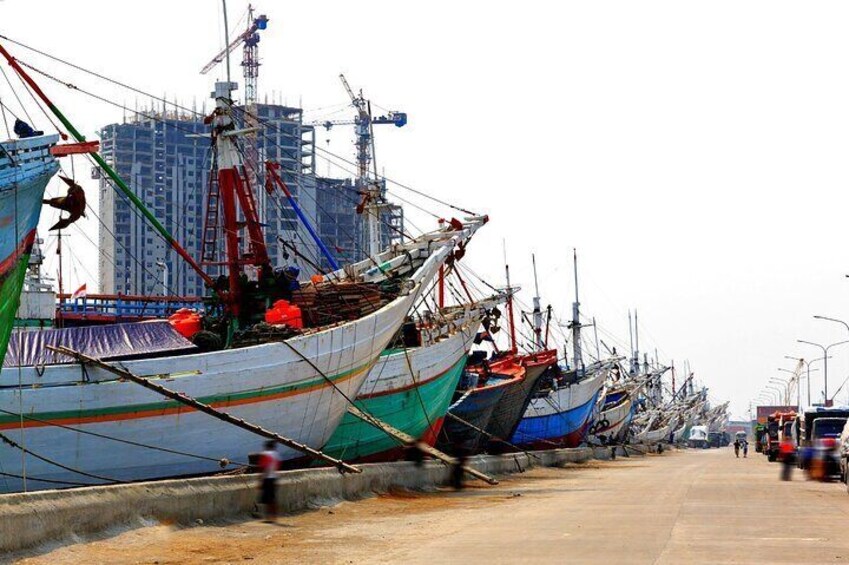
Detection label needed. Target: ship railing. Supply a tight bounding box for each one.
[57,293,204,320]
[0,134,61,185]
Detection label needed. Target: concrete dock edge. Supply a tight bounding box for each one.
[0,446,638,554]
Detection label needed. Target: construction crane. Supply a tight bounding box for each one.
[316,75,407,182]
[309,74,407,256]
[200,5,268,104]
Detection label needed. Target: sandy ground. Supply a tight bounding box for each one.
[9,448,849,564]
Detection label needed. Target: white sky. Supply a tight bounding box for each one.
[3,0,849,419]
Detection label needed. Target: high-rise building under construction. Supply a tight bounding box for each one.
[97,102,402,297]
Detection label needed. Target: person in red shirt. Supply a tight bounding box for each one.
[779,436,795,481]
[258,440,281,522]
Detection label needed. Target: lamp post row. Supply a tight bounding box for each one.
[767,315,849,410]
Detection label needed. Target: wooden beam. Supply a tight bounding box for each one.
[347,405,498,485]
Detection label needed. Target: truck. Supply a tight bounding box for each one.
[837,420,849,484]
[688,425,708,449]
[765,415,780,462]
[799,407,849,471]
[777,411,798,451]
[708,432,722,448]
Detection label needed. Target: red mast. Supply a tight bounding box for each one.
[207,82,271,316]
[437,219,445,309]
[505,262,517,354]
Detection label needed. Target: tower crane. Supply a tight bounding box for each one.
[308,74,407,256]
[200,5,268,107]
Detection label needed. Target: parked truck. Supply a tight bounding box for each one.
[688,425,709,449]
[777,410,798,455]
[765,415,780,462]
[798,407,849,472]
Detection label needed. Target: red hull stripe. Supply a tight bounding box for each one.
[0,229,36,279]
[0,367,364,431]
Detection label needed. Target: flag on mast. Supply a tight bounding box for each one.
[71,283,87,300]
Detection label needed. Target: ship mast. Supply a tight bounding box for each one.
[503,241,517,354]
[504,264,517,354]
[531,254,543,351]
[211,0,271,317]
[570,248,583,373]
[634,309,641,373]
[628,310,635,375]
[56,231,65,328]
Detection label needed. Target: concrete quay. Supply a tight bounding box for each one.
[1,445,620,556]
[12,447,849,564]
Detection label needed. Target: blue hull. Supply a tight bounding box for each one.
[511,389,602,448]
[438,377,511,451]
[602,390,626,408]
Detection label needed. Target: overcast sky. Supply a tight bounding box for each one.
[4,1,849,419]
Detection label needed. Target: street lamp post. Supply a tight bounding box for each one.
[785,356,809,407]
[786,355,826,407]
[765,385,782,405]
[797,340,849,406]
[769,380,789,404]
[776,369,800,409]
[814,316,849,403]
[814,315,849,335]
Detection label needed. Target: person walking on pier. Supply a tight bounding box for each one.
[258,440,281,522]
[779,436,795,481]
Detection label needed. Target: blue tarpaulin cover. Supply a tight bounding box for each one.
[4,320,196,368]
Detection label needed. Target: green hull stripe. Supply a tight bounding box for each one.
[322,355,468,460]
[0,253,31,377]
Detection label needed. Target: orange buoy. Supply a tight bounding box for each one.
[168,309,202,339]
[265,300,304,329]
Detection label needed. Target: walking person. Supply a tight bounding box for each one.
[742,439,749,458]
[779,436,795,481]
[733,439,740,458]
[258,440,281,522]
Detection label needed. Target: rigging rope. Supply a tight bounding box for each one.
[15,56,434,269]
[0,407,246,466]
[0,431,124,484]
[12,59,380,278]
[0,469,94,487]
[0,33,476,218]
[240,105,481,217]
[0,62,33,124]
[0,96,10,138]
[12,64,65,138]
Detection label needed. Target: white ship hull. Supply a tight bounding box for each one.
[0,229,462,492]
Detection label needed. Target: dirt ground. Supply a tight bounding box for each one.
[7,461,612,565]
[9,449,849,564]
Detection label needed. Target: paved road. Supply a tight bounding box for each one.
[13,448,849,564]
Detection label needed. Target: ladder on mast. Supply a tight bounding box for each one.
[201,157,222,264]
